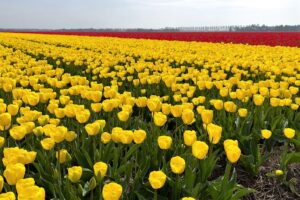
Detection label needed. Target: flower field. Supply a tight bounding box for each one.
[0,32,299,200]
[28,32,300,47]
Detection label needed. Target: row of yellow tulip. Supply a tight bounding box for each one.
[0,33,299,199]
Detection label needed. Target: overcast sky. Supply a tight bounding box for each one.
[0,0,299,29]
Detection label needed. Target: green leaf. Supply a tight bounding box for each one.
[134,191,148,200]
[184,166,196,192]
[82,177,97,196]
[231,185,256,200]
[281,152,300,166]
[121,144,140,164]
[288,178,300,197]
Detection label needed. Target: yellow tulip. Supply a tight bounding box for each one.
[0,175,3,193]
[93,161,108,178]
[59,95,70,105]
[41,138,55,150]
[182,197,195,200]
[270,98,280,107]
[65,131,77,142]
[0,136,5,148]
[201,109,213,124]
[196,105,205,114]
[162,103,171,115]
[111,127,123,143]
[16,178,35,194]
[119,130,134,144]
[253,94,265,106]
[147,97,162,112]
[290,103,299,110]
[224,101,237,113]
[117,110,130,122]
[212,99,223,110]
[2,147,36,166]
[50,126,67,143]
[9,126,27,141]
[0,192,15,200]
[0,112,11,131]
[102,100,115,112]
[170,105,183,118]
[18,185,45,200]
[91,103,102,112]
[54,108,65,119]
[148,171,167,189]
[207,123,222,144]
[157,136,172,150]
[220,88,229,97]
[75,109,90,123]
[102,182,123,200]
[283,128,295,139]
[224,139,239,149]
[4,163,26,185]
[0,103,6,113]
[101,132,111,144]
[91,91,102,103]
[56,149,71,164]
[275,169,284,176]
[170,156,186,174]
[238,108,248,118]
[38,115,50,126]
[183,130,197,146]
[192,141,209,160]
[135,97,147,108]
[67,166,83,183]
[133,130,147,144]
[224,140,241,163]
[85,122,101,136]
[27,93,40,106]
[261,129,272,139]
[181,109,195,125]
[153,112,167,127]
[7,104,19,116]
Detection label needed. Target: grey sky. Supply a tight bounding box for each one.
[0,0,299,29]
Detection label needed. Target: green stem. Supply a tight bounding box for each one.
[99,181,103,200]
[174,174,180,200]
[154,190,158,200]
